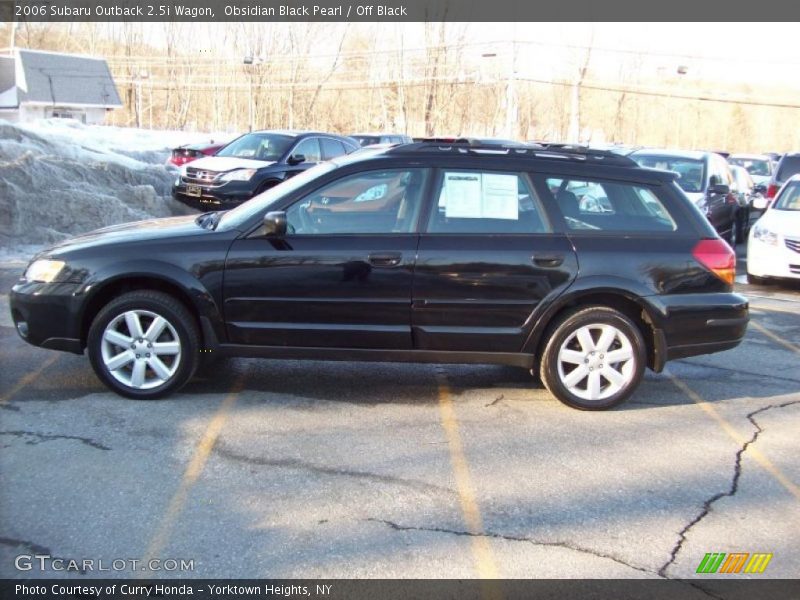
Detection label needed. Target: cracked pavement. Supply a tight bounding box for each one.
[1,263,799,580]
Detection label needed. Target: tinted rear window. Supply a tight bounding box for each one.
[542,177,677,233]
[777,156,800,182]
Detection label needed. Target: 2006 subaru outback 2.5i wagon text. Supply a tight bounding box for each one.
[10,143,748,410]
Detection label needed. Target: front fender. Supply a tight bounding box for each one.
[77,260,225,344]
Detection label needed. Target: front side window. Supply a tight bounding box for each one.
[286,169,428,234]
[428,171,549,234]
[215,133,294,161]
[544,177,677,232]
[320,138,347,160]
[292,138,323,163]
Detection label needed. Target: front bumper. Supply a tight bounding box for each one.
[9,281,84,354]
[747,237,800,280]
[172,181,256,211]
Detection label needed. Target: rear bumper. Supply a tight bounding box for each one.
[646,292,749,364]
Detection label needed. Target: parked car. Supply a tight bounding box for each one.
[171,130,359,210]
[10,142,747,410]
[747,173,800,285]
[728,164,754,236]
[765,152,800,206]
[350,133,413,147]
[728,153,773,190]
[166,141,225,170]
[630,149,741,244]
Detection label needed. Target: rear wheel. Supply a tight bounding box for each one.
[746,272,771,286]
[539,306,646,410]
[87,291,199,399]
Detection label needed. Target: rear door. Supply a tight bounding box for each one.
[412,168,578,353]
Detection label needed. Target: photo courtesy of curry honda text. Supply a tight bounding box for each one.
[10,142,749,410]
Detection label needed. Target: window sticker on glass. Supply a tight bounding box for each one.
[443,173,483,218]
[482,173,519,220]
[442,172,519,220]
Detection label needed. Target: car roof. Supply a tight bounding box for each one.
[630,148,711,161]
[326,142,678,183]
[350,132,408,137]
[250,130,346,138]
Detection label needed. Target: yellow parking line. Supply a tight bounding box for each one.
[0,355,59,405]
[666,372,800,501]
[144,375,245,563]
[749,321,800,356]
[436,372,500,584]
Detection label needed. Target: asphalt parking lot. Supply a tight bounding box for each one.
[0,245,798,582]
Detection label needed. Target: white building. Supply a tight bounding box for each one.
[0,49,122,124]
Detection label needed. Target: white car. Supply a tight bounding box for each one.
[747,174,800,284]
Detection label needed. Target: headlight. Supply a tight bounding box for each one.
[220,169,256,182]
[752,224,778,246]
[179,165,189,177]
[24,259,66,283]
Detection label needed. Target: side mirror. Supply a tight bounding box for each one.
[708,183,730,195]
[263,211,287,237]
[287,154,306,165]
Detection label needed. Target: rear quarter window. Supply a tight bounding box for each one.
[540,176,678,233]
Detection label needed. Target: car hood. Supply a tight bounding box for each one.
[756,208,800,235]
[186,156,276,172]
[42,215,208,257]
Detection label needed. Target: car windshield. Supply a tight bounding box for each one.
[774,181,800,211]
[729,157,771,177]
[776,156,800,182]
[633,155,706,193]
[215,133,294,161]
[217,162,337,230]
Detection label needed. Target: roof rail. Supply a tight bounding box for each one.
[385,141,639,167]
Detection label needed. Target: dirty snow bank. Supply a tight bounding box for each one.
[0,120,232,246]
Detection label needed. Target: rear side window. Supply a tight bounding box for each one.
[543,177,677,233]
[428,171,549,234]
[320,138,347,160]
[777,156,800,182]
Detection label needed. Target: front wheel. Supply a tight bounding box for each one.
[539,306,646,410]
[87,291,200,399]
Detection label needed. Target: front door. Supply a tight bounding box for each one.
[223,168,430,349]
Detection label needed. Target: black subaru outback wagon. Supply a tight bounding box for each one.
[10,143,748,410]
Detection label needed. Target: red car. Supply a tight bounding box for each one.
[166,141,225,169]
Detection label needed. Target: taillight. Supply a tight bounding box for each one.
[767,184,779,199]
[692,239,735,285]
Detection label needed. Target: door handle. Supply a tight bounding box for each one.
[368,252,403,267]
[532,253,564,268]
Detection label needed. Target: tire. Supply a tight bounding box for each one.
[746,272,771,286]
[724,221,737,247]
[539,306,646,410]
[87,291,200,399]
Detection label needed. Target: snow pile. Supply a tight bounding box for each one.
[0,120,232,245]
